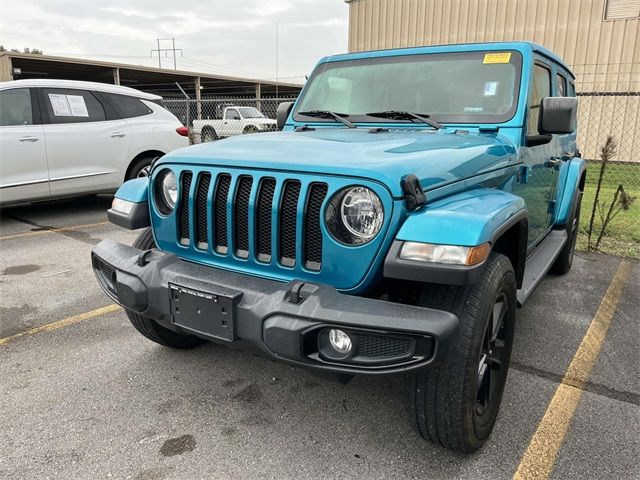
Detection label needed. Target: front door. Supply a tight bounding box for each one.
[0,88,50,204]
[516,62,560,247]
[38,87,132,196]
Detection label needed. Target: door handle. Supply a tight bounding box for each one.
[18,136,39,142]
[111,132,126,138]
[546,158,562,169]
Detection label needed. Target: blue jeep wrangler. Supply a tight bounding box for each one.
[92,42,584,453]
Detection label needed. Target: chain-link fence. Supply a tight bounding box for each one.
[163,96,298,143]
[573,63,639,257]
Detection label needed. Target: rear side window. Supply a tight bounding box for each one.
[556,73,567,96]
[0,89,33,126]
[527,63,551,135]
[104,93,153,118]
[42,88,106,124]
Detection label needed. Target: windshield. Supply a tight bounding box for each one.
[237,107,266,118]
[294,50,522,124]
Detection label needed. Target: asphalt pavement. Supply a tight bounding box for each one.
[0,196,638,480]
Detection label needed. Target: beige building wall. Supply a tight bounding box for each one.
[347,0,640,161]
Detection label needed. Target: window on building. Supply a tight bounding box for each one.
[41,88,106,124]
[604,0,640,20]
[0,89,33,126]
[527,63,551,135]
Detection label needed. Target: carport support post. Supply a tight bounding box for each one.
[255,83,261,112]
[195,77,202,120]
[0,55,12,81]
[112,67,120,85]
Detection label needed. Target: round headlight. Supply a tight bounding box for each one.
[157,170,177,213]
[326,186,384,245]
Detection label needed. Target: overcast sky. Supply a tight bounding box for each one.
[0,0,349,84]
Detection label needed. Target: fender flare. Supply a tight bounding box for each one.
[555,157,587,226]
[384,188,528,286]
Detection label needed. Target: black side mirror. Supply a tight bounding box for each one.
[276,102,294,130]
[539,97,577,134]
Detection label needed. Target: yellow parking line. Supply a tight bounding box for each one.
[513,259,632,480]
[0,221,109,241]
[0,304,121,346]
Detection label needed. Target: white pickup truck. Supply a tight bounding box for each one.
[192,106,277,142]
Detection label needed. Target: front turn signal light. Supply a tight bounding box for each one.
[399,242,490,266]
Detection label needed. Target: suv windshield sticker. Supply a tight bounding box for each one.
[483,52,512,64]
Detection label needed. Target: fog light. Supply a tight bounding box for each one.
[329,329,352,354]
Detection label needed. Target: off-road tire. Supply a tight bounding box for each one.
[126,156,155,180]
[201,127,218,142]
[409,253,516,453]
[125,228,205,349]
[551,190,582,275]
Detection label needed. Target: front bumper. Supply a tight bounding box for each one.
[91,240,458,375]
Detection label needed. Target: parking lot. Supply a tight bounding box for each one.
[0,196,638,480]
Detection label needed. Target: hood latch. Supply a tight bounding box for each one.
[401,174,426,211]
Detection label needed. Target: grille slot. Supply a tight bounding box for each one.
[279,180,301,267]
[357,335,414,359]
[304,183,328,270]
[256,178,276,262]
[214,174,231,254]
[234,176,253,258]
[178,171,193,245]
[195,173,211,250]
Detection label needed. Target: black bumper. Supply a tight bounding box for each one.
[91,240,458,375]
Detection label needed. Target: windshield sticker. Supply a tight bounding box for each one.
[67,95,89,117]
[464,107,484,112]
[484,81,498,96]
[483,52,512,64]
[48,93,72,116]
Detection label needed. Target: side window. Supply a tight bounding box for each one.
[568,81,576,97]
[104,93,153,118]
[556,73,567,97]
[226,109,240,120]
[0,89,33,126]
[527,63,551,135]
[42,88,106,124]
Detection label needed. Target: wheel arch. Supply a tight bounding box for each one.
[490,213,528,289]
[124,150,165,181]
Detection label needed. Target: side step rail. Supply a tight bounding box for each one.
[517,229,567,306]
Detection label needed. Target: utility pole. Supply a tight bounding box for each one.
[151,38,183,70]
[275,23,279,98]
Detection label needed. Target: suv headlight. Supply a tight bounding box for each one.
[155,170,177,214]
[326,186,384,245]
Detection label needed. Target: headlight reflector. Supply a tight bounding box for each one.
[326,186,384,245]
[400,242,490,266]
[156,170,177,214]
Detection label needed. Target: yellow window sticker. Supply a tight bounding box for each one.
[483,52,512,64]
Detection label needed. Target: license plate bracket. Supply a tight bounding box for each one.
[169,283,238,342]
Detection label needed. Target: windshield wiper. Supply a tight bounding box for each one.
[365,111,442,129]
[297,110,356,128]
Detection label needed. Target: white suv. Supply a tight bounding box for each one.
[0,79,189,205]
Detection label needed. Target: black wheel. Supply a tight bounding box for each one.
[409,253,516,453]
[243,125,259,134]
[126,156,155,181]
[125,228,205,349]
[551,190,582,275]
[201,127,218,142]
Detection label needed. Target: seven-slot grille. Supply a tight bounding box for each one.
[176,171,329,271]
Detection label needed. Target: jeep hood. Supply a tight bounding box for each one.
[161,128,517,198]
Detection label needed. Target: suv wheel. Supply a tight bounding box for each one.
[126,156,155,181]
[125,228,205,349]
[551,190,582,275]
[409,253,516,453]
